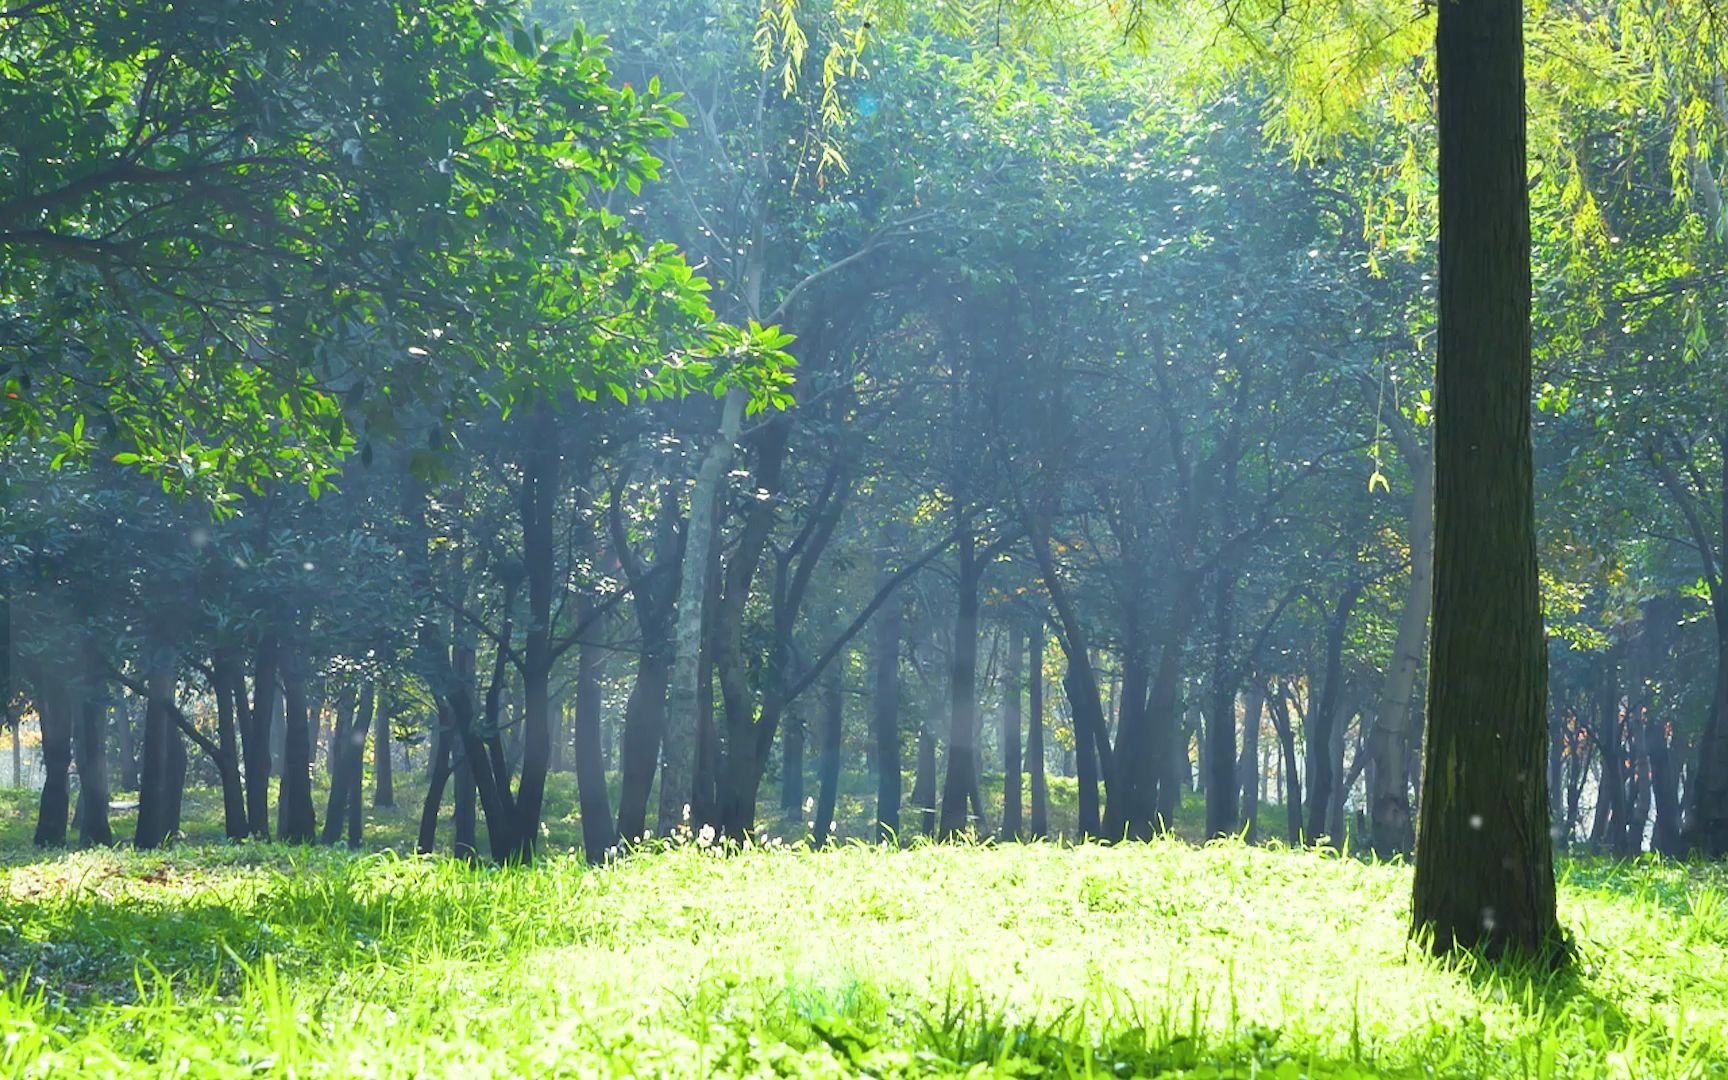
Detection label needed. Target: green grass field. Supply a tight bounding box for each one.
[3,782,1728,1077]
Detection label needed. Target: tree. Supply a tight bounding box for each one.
[1410,0,1560,959]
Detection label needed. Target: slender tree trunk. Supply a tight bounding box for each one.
[321,685,369,846]
[813,666,844,845]
[1368,444,1434,857]
[453,740,478,861]
[1269,682,1302,846]
[114,691,135,793]
[1238,675,1266,841]
[212,649,249,840]
[616,645,671,846]
[245,634,278,840]
[417,712,455,855]
[135,657,181,850]
[939,525,982,837]
[662,390,745,834]
[373,686,394,809]
[74,677,112,847]
[1027,623,1049,839]
[512,405,559,863]
[1306,585,1363,844]
[276,645,317,843]
[1204,568,1240,838]
[34,689,71,847]
[573,605,615,863]
[1413,0,1561,958]
[913,720,938,837]
[873,563,902,843]
[781,708,805,814]
[1001,623,1024,840]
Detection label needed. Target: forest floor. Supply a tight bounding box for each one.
[1,798,1727,1078]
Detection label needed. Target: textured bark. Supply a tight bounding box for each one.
[1026,623,1049,839]
[1368,443,1434,857]
[1412,0,1561,958]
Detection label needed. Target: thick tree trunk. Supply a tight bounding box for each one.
[616,646,671,846]
[1368,444,1434,857]
[1001,622,1024,840]
[1027,623,1049,839]
[813,667,844,845]
[1412,0,1561,958]
[1684,635,1728,854]
[939,526,982,837]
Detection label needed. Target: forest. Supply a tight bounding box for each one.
[2,0,1727,1075]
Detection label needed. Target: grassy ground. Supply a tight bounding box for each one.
[2,804,1727,1077]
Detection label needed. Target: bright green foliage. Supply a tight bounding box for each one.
[0,1,790,506]
[1,840,1726,1075]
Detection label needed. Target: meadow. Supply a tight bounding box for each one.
[3,786,1727,1077]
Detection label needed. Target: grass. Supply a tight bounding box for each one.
[3,798,1728,1077]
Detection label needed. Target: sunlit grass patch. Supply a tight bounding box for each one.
[1,840,1725,1075]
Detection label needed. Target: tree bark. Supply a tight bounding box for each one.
[1269,680,1303,846]
[212,649,250,840]
[939,524,982,837]
[1001,622,1025,840]
[1238,675,1267,841]
[662,389,745,834]
[134,656,181,850]
[573,598,615,863]
[872,554,902,843]
[1306,584,1363,844]
[276,645,317,843]
[373,686,394,809]
[1368,443,1434,857]
[74,681,112,847]
[244,634,278,840]
[1412,0,1561,959]
[33,688,71,847]
[813,666,844,845]
[1027,623,1049,838]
